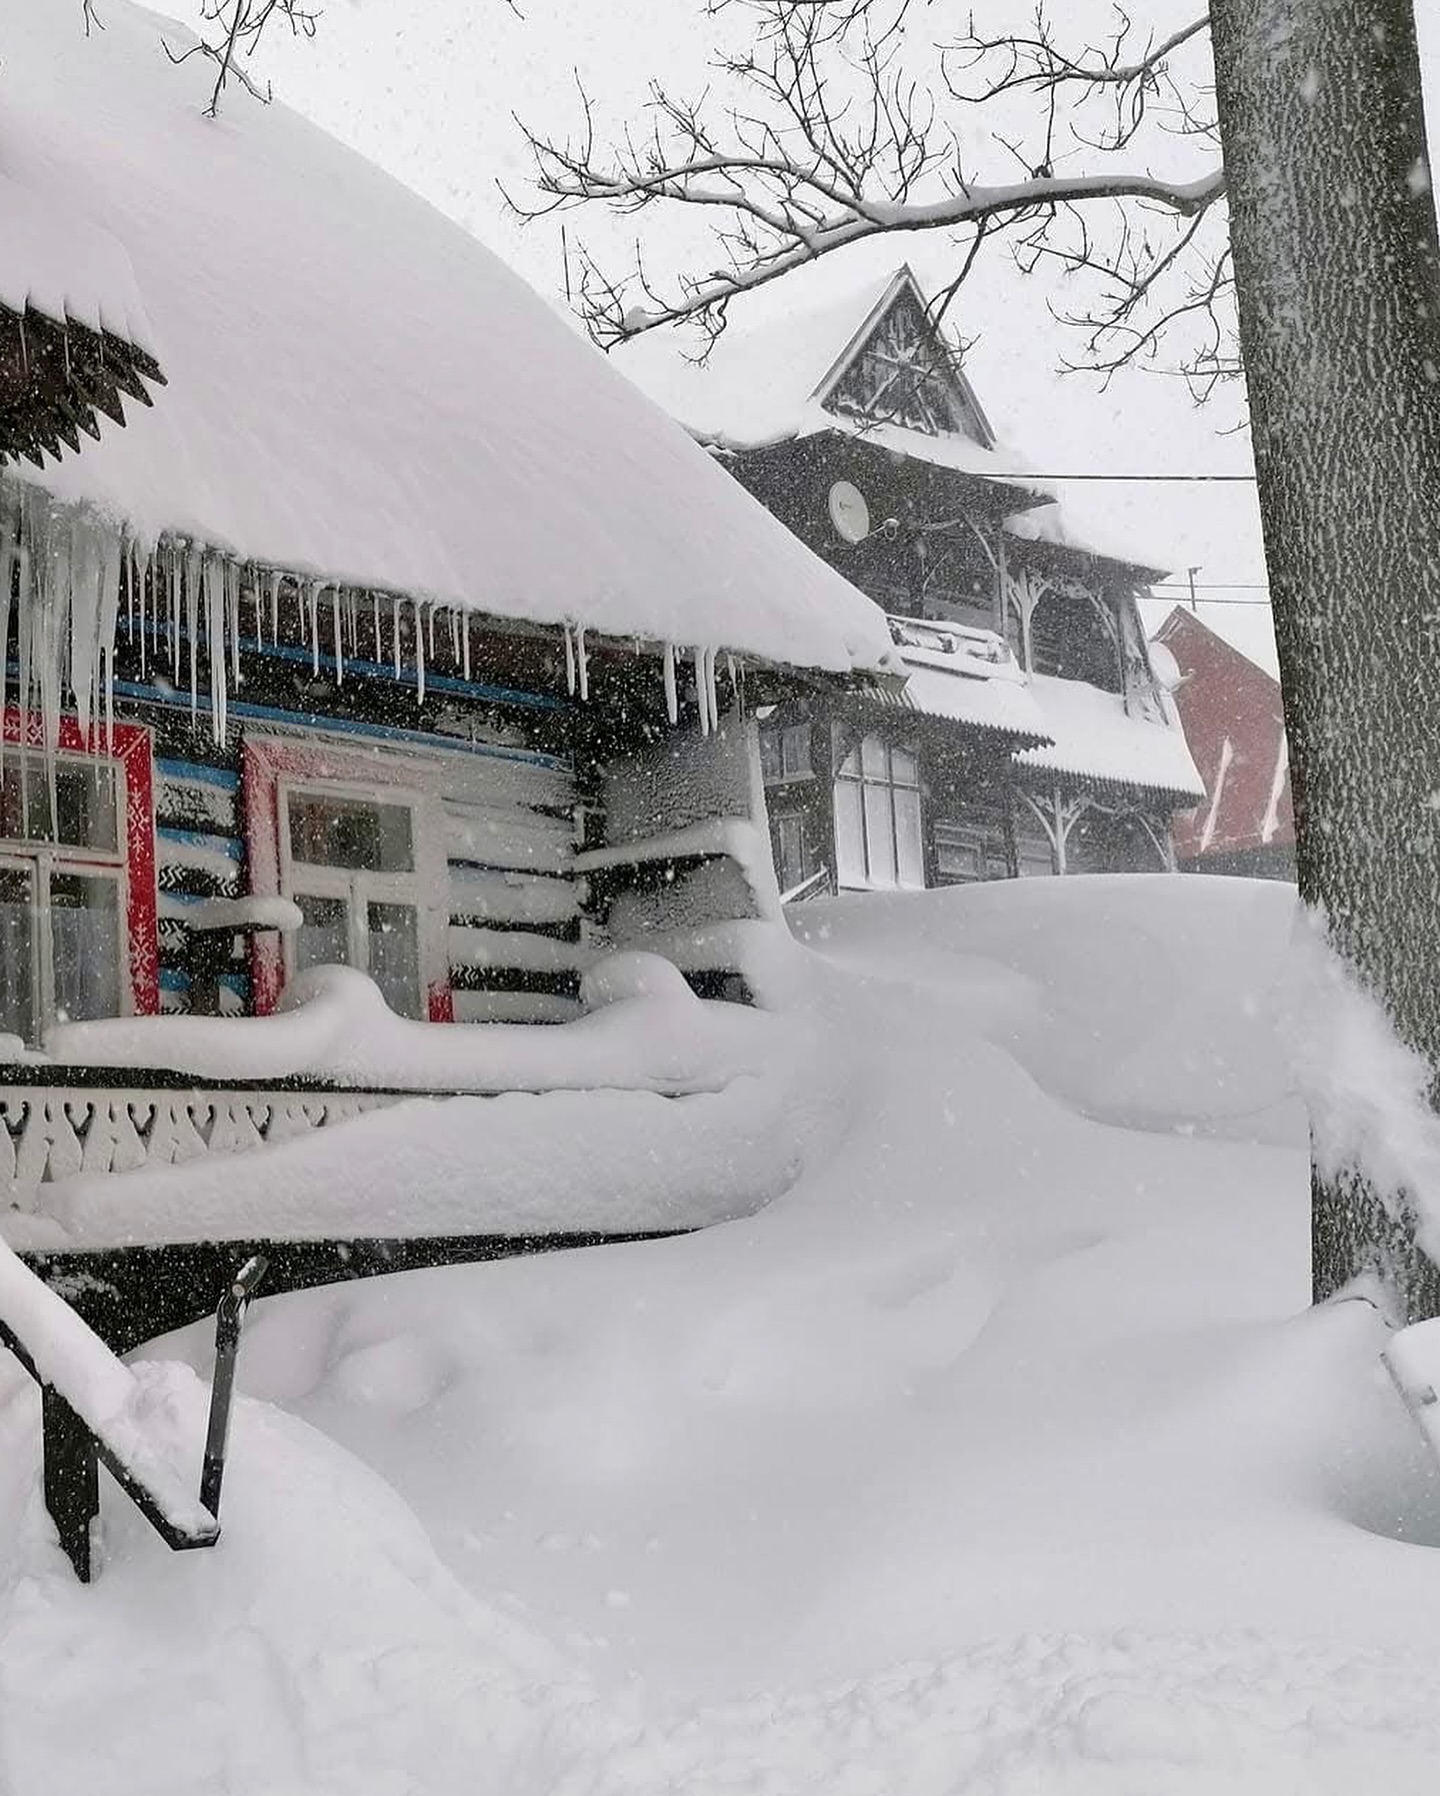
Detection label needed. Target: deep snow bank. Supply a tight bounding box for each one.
[8,875,1440,1796]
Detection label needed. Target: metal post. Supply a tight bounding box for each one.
[200,1254,268,1519]
[42,1386,99,1582]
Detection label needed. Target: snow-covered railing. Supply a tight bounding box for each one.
[0,959,780,1210]
[0,1233,232,1580]
[0,1078,401,1209]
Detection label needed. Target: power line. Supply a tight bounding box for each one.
[1150,581,1270,592]
[1019,471,1256,483]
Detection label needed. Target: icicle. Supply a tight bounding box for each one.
[269,568,281,647]
[575,626,590,703]
[563,624,577,698]
[372,592,382,664]
[449,605,461,667]
[185,546,202,719]
[392,595,402,679]
[662,641,678,726]
[204,552,228,745]
[227,558,242,688]
[414,599,426,706]
[250,569,263,651]
[167,542,181,683]
[460,607,471,682]
[332,585,345,686]
[692,647,709,736]
[307,579,321,676]
[426,600,437,665]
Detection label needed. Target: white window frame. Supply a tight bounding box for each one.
[277,778,430,1016]
[0,751,130,1038]
[833,733,926,892]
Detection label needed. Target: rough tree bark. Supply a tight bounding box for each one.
[1211,0,1440,1319]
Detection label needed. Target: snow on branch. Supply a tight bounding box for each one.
[159,0,319,117]
[510,1,1229,388]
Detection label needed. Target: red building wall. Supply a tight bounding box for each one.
[1153,609,1295,875]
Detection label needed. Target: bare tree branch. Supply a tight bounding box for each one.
[159,0,320,117]
[511,1,1230,388]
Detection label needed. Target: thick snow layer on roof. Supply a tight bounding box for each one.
[1,2,893,678]
[1006,502,1171,581]
[0,173,157,351]
[1019,674,1205,798]
[883,617,1049,738]
[614,262,1046,491]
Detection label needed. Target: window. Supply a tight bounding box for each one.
[242,733,453,1023]
[833,734,925,890]
[0,745,144,1043]
[280,783,426,1018]
[760,722,813,785]
[774,811,809,895]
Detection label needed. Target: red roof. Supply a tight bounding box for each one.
[1153,609,1294,861]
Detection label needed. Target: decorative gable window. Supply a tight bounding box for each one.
[833,734,925,890]
[0,715,159,1044]
[823,290,981,441]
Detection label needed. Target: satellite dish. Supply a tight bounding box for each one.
[828,480,872,545]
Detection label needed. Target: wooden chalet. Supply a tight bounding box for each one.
[616,266,1204,895]
[0,1,895,1241]
[1153,608,1295,880]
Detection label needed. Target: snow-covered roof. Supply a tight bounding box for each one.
[1004,505,1170,584]
[1018,675,1205,800]
[0,173,158,353]
[614,262,1048,491]
[884,616,1048,740]
[1,1,894,679]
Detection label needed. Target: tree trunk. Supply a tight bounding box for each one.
[1210,0,1440,1319]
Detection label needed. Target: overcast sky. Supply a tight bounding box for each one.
[165,0,1440,675]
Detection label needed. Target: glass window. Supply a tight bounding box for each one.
[280,783,428,1017]
[0,757,118,851]
[367,901,422,1019]
[49,873,122,1025]
[288,790,414,872]
[0,863,37,1044]
[760,723,813,784]
[0,748,129,1044]
[294,892,350,976]
[833,735,926,891]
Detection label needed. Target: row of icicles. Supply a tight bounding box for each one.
[0,482,740,754]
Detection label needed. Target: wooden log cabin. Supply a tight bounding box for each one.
[0,0,896,1216]
[615,266,1204,895]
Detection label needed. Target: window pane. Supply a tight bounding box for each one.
[759,729,783,783]
[49,873,122,1023]
[1,758,118,852]
[367,901,422,1018]
[864,784,898,886]
[860,734,888,780]
[776,814,806,892]
[895,787,925,887]
[0,864,36,1043]
[837,737,861,777]
[781,725,812,779]
[891,745,919,788]
[294,892,351,974]
[833,779,866,887]
[288,791,414,872]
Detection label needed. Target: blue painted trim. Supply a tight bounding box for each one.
[160,967,250,996]
[157,825,245,861]
[121,621,568,713]
[112,681,572,774]
[155,757,241,791]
